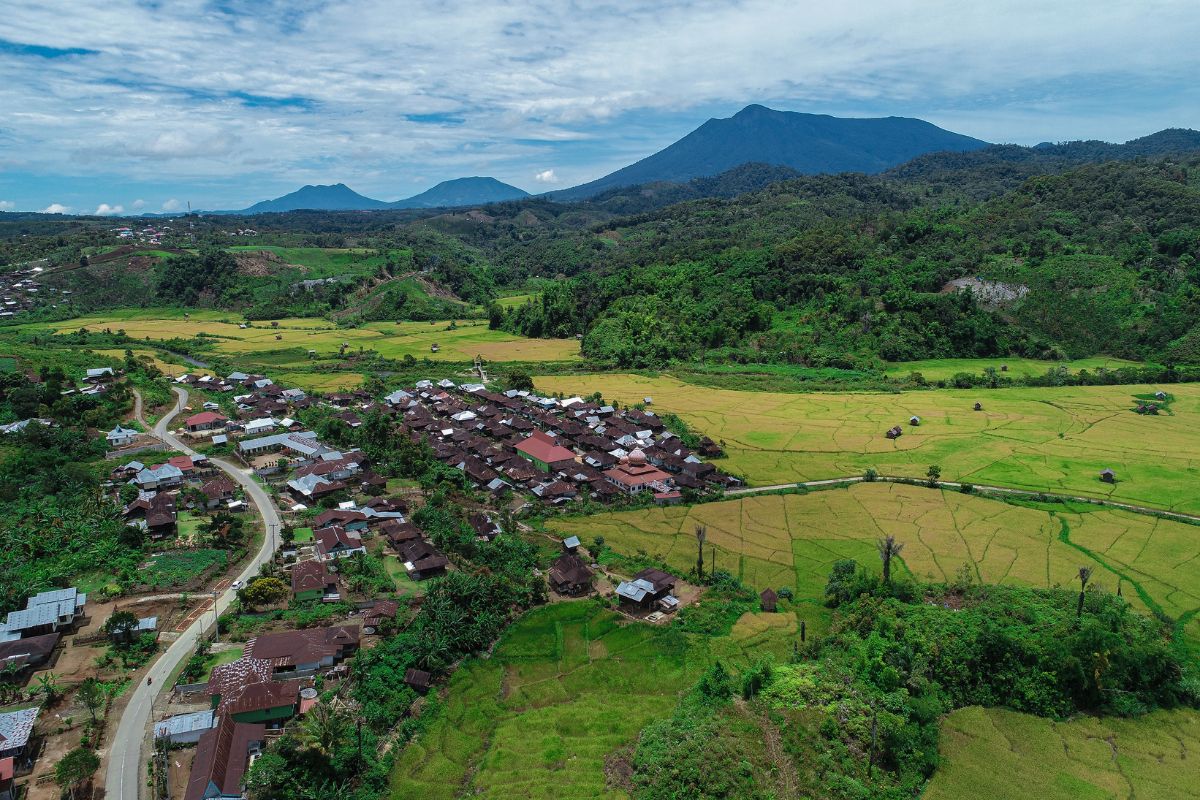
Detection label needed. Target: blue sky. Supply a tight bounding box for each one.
[0,0,1197,214]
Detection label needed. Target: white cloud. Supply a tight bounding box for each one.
[0,200,14,211]
[1,0,1198,205]
[533,168,559,184]
[161,198,182,211]
[41,203,71,214]
[93,203,124,216]
[132,198,146,209]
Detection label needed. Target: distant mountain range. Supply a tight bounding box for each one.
[548,104,989,200]
[232,176,530,214]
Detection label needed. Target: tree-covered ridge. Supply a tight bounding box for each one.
[497,156,1200,366]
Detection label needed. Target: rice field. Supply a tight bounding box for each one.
[884,356,1149,381]
[548,483,1200,637]
[532,373,1200,514]
[390,600,799,800]
[23,309,580,363]
[924,705,1200,800]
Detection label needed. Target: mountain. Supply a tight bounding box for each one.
[389,177,529,209]
[239,183,390,213]
[234,177,529,214]
[551,104,988,200]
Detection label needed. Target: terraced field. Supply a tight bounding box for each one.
[391,601,798,800]
[549,483,1200,647]
[24,309,580,363]
[533,373,1200,513]
[925,706,1200,800]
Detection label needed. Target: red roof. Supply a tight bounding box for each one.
[167,455,195,471]
[515,430,576,465]
[185,411,227,427]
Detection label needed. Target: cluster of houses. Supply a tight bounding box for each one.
[0,588,89,788]
[175,371,315,447]
[0,264,62,319]
[155,621,421,800]
[113,223,170,246]
[110,454,234,540]
[313,380,737,507]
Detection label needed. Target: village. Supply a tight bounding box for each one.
[0,359,742,800]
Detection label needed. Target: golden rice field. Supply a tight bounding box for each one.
[533,373,1200,514]
[92,348,201,377]
[26,309,580,363]
[924,706,1200,800]
[548,484,1200,641]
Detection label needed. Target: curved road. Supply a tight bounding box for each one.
[106,387,281,800]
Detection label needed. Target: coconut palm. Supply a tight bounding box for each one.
[297,702,349,757]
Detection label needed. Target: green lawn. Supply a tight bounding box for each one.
[199,646,245,681]
[140,549,229,589]
[177,511,204,542]
[383,556,425,598]
[292,526,314,543]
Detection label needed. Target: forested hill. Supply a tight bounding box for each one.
[497,154,1200,367]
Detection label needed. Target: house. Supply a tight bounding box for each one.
[909,416,921,426]
[603,450,673,495]
[290,560,339,602]
[615,568,676,610]
[548,553,593,596]
[468,512,501,541]
[185,411,228,435]
[885,425,904,440]
[398,540,449,580]
[760,588,778,613]
[105,424,139,448]
[514,429,577,472]
[135,462,185,490]
[243,418,277,437]
[243,625,360,674]
[286,473,346,502]
[1099,468,1116,484]
[0,632,60,676]
[311,508,369,532]
[154,709,216,745]
[0,588,86,640]
[1155,391,1168,401]
[404,668,432,694]
[182,715,266,800]
[0,707,39,763]
[973,402,983,411]
[125,492,178,539]
[562,535,580,553]
[314,527,366,561]
[201,476,237,509]
[85,367,114,382]
[363,600,398,629]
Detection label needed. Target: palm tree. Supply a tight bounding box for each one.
[298,702,349,757]
[876,536,904,584]
[1077,566,1094,618]
[695,525,707,581]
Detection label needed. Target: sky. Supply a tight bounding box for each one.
[1,0,1198,214]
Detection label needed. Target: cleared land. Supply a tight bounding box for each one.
[533,373,1200,514]
[883,356,1148,381]
[549,483,1200,646]
[924,706,1200,800]
[24,309,579,364]
[391,601,798,800]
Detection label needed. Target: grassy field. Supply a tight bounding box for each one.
[884,356,1149,381]
[494,293,540,310]
[533,373,1200,514]
[548,483,1200,646]
[199,646,245,681]
[25,309,579,364]
[92,348,204,377]
[390,600,795,799]
[924,706,1200,800]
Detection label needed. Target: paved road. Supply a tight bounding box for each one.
[105,387,281,800]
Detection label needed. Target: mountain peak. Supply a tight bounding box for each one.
[552,104,988,200]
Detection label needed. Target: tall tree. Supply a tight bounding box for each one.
[876,536,904,585]
[695,525,707,581]
[298,701,349,757]
[1076,566,1094,618]
[55,747,100,800]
